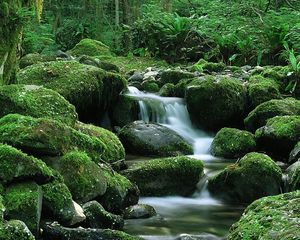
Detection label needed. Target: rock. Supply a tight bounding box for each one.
[174,233,224,240]
[141,79,160,92]
[244,98,300,132]
[82,201,124,230]
[17,60,126,123]
[98,166,139,214]
[68,38,112,57]
[160,70,195,85]
[289,142,300,164]
[122,156,204,197]
[191,59,225,73]
[0,114,106,164]
[0,220,35,240]
[0,144,53,185]
[77,55,120,72]
[208,152,282,203]
[123,204,156,219]
[0,196,4,221]
[159,83,176,97]
[287,161,300,191]
[228,191,300,240]
[42,221,142,240]
[128,72,143,82]
[247,75,281,109]
[255,115,300,159]
[186,76,247,131]
[42,172,86,226]
[210,128,256,159]
[119,121,193,157]
[0,84,77,126]
[4,182,42,236]
[44,151,107,203]
[19,53,56,69]
[74,122,125,165]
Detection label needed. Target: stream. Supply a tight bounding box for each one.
[124,87,244,239]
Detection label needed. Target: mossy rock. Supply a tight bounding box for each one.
[0,220,35,240]
[0,84,77,126]
[247,75,282,109]
[141,80,160,92]
[0,196,4,221]
[118,121,193,157]
[159,83,176,97]
[74,122,125,165]
[122,156,204,197]
[210,128,256,159]
[0,114,106,163]
[287,161,300,191]
[255,115,300,159]
[208,152,282,203]
[244,98,300,132]
[186,76,247,131]
[19,53,56,69]
[98,166,139,214]
[191,59,225,73]
[0,144,53,185]
[17,60,126,123]
[160,70,195,85]
[68,38,112,57]
[77,55,120,72]
[42,172,86,226]
[123,204,156,219]
[4,182,42,237]
[45,151,107,203]
[228,191,300,240]
[82,201,124,230]
[289,142,300,164]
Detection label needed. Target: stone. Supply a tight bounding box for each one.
[123,204,156,219]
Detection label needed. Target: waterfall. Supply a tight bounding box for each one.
[127,86,215,160]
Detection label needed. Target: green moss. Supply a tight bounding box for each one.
[289,164,300,191]
[0,84,78,126]
[19,53,56,69]
[244,98,300,132]
[160,70,195,85]
[0,220,35,240]
[210,128,256,158]
[228,191,300,240]
[159,83,176,97]
[191,59,225,73]
[141,81,160,92]
[122,156,204,197]
[0,196,4,221]
[68,38,112,57]
[0,144,53,184]
[208,152,282,203]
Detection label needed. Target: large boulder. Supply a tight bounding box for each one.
[210,128,256,159]
[17,61,126,123]
[45,151,107,203]
[0,220,35,240]
[255,115,300,159]
[122,156,204,197]
[19,53,56,69]
[0,84,77,126]
[0,114,106,164]
[186,76,247,131]
[160,70,195,85]
[244,98,300,132]
[119,121,193,156]
[208,152,282,203]
[0,144,53,185]
[4,182,42,237]
[228,191,300,240]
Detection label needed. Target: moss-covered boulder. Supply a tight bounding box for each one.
[4,182,42,236]
[191,59,225,73]
[141,80,160,92]
[98,166,139,214]
[159,83,176,97]
[0,220,35,240]
[74,122,125,165]
[0,144,53,185]
[77,55,120,73]
[82,201,124,230]
[68,38,112,57]
[287,161,300,191]
[17,61,126,123]
[289,142,300,164]
[255,115,300,159]
[210,128,256,159]
[0,84,77,126]
[160,70,195,85]
[247,75,281,109]
[244,98,300,132]
[42,172,86,226]
[119,121,193,157]
[122,156,204,197]
[228,191,300,240]
[123,204,156,219]
[42,221,142,240]
[45,151,107,203]
[0,114,105,163]
[186,76,247,131]
[19,53,56,69]
[208,152,282,203]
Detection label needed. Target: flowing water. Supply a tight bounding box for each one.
[125,87,244,239]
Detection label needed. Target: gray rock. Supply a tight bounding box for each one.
[123,204,156,219]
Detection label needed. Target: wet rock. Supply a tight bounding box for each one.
[289,142,300,164]
[82,201,124,230]
[122,156,204,197]
[0,220,35,240]
[123,204,156,219]
[119,121,193,157]
[286,161,300,191]
[208,152,282,203]
[160,70,194,85]
[128,72,143,82]
[190,59,225,73]
[174,233,224,240]
[228,191,300,239]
